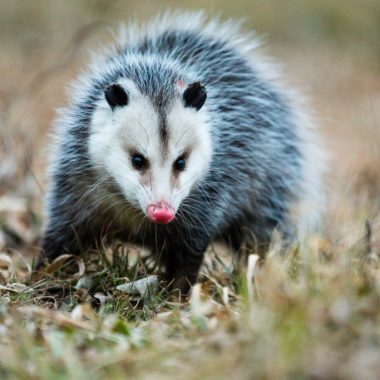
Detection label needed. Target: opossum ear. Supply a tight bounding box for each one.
[183,82,207,111]
[104,84,128,110]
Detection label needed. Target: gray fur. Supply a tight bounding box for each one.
[38,13,325,293]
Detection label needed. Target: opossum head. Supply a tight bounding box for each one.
[89,78,212,224]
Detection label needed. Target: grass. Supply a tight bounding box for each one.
[1,1,380,379]
[1,238,380,379]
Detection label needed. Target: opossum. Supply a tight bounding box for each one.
[38,13,325,294]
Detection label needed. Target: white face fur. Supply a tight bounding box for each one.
[88,79,212,223]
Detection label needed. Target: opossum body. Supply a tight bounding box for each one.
[39,13,325,294]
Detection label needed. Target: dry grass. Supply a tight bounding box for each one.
[1,1,380,379]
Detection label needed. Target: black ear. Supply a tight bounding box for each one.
[183,82,207,111]
[104,84,128,110]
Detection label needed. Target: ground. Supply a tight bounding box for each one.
[0,1,380,379]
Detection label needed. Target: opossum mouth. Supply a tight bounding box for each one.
[147,202,175,224]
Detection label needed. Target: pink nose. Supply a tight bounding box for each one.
[147,201,175,224]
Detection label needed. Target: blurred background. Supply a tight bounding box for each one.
[0,0,380,257]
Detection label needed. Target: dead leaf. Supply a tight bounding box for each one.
[45,254,85,278]
[0,253,13,272]
[116,275,158,297]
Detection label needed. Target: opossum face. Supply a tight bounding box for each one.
[89,79,212,224]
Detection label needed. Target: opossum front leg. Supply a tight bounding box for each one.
[164,240,209,296]
[36,222,96,269]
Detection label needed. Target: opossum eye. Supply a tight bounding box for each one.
[131,153,147,170]
[183,82,207,111]
[174,157,186,172]
[104,84,128,110]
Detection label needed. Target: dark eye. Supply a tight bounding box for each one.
[174,157,186,172]
[131,154,147,170]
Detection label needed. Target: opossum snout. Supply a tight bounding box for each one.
[147,201,175,224]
